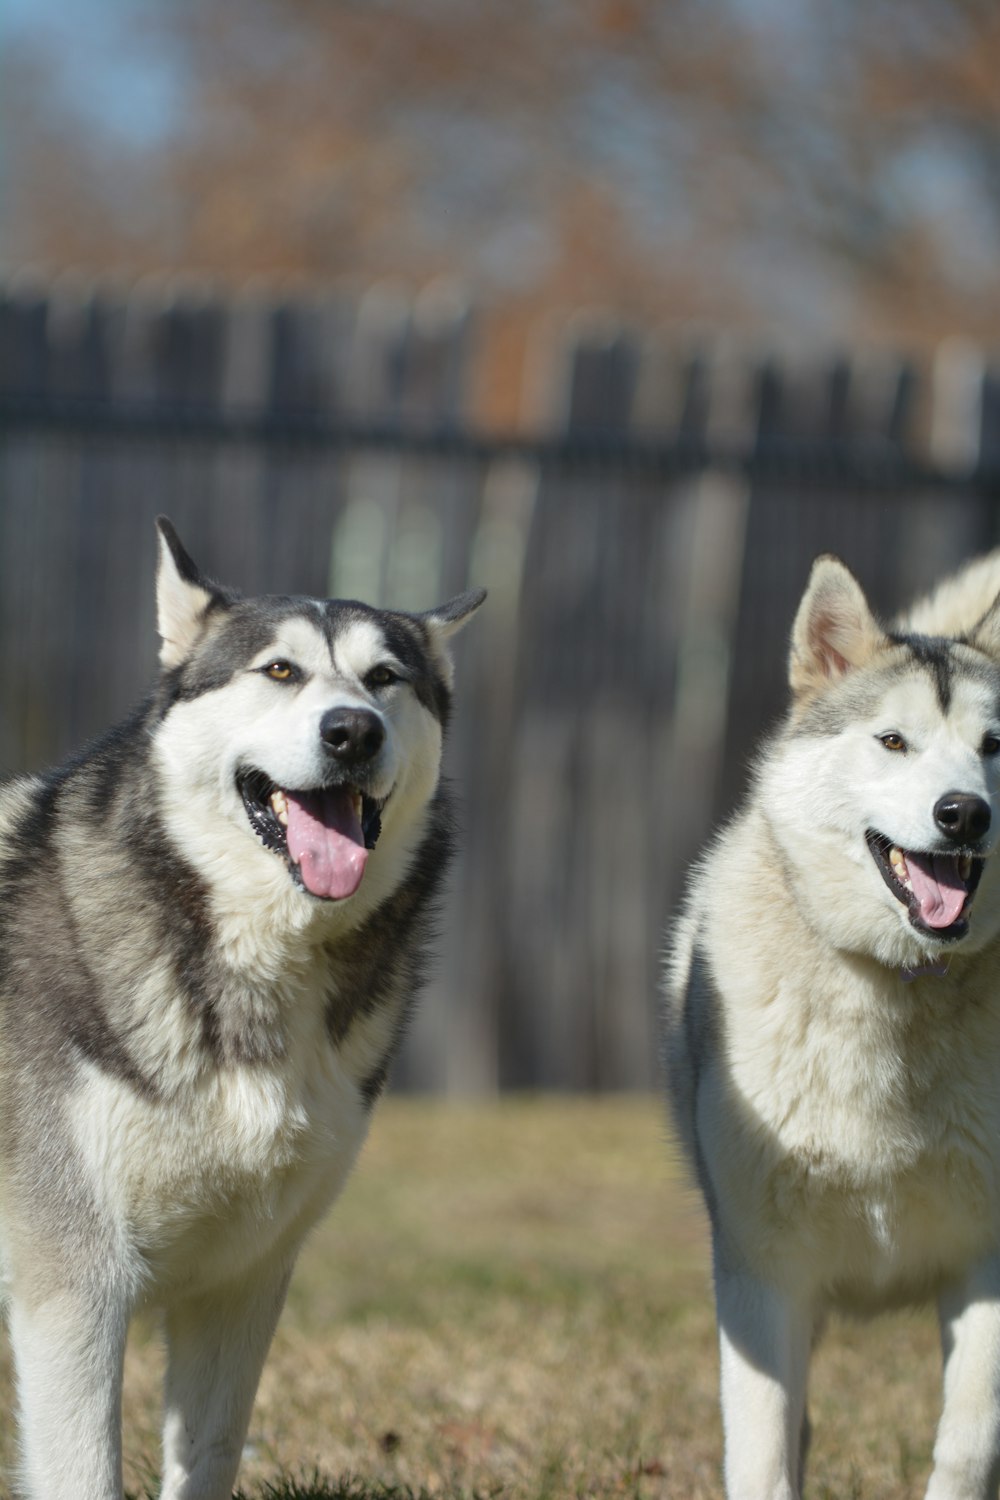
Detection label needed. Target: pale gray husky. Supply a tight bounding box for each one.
[0,518,483,1500]
[665,552,1000,1500]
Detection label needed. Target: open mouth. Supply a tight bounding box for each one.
[865,829,986,940]
[238,770,386,901]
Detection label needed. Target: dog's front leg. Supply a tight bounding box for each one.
[715,1260,813,1500]
[926,1254,1000,1500]
[9,1284,129,1500]
[159,1260,293,1500]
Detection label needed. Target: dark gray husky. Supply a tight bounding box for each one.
[0,518,483,1500]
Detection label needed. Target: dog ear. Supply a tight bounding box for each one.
[968,591,1000,661]
[417,589,486,685]
[155,517,221,669]
[420,589,487,640]
[789,556,885,702]
[900,549,1000,641]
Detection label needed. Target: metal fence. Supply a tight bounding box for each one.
[2,276,1000,1089]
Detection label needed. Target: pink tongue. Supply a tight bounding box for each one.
[284,788,368,900]
[903,852,968,930]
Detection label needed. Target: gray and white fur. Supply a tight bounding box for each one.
[0,518,483,1500]
[664,551,1000,1500]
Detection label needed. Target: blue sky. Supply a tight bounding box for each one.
[5,0,183,148]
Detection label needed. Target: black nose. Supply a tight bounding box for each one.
[320,707,385,765]
[933,791,991,844]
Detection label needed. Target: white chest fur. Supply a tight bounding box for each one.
[64,1001,371,1299]
[698,904,1000,1303]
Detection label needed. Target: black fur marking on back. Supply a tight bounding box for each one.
[69,707,223,1078]
[0,763,165,1100]
[325,791,456,1106]
[888,632,955,713]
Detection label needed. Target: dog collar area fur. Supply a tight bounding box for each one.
[900,957,951,982]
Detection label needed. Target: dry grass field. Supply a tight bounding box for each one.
[0,1097,947,1499]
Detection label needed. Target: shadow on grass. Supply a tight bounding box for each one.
[130,1474,506,1500]
[129,1467,680,1500]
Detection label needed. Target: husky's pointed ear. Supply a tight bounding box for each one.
[789,556,885,703]
[969,591,1000,661]
[421,589,487,640]
[900,549,1000,640]
[155,517,221,669]
[417,588,486,683]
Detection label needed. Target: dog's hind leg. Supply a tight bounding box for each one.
[715,1262,813,1500]
[8,1285,128,1500]
[159,1259,293,1500]
[926,1254,1000,1500]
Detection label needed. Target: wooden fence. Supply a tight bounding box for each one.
[2,276,1000,1090]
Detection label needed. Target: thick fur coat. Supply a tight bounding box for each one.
[664,552,1000,1500]
[0,520,482,1500]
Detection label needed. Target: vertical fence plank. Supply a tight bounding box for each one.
[203,283,275,589]
[257,288,357,598]
[328,283,411,606]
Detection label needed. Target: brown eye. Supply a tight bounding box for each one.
[264,660,295,682]
[365,664,399,689]
[879,732,907,753]
[984,735,1000,757]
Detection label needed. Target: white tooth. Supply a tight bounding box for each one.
[270,789,289,828]
[888,847,912,890]
[960,855,972,881]
[352,792,363,819]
